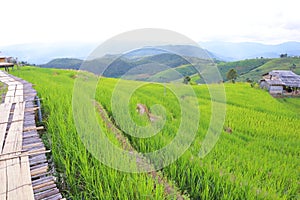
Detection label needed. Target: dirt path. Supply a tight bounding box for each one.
[94,101,185,200]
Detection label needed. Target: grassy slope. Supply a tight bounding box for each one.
[96,79,300,199]
[238,57,300,81]
[153,57,288,83]
[147,64,197,82]
[217,58,271,81]
[11,67,300,199]
[276,98,300,117]
[41,58,83,69]
[40,56,300,83]
[11,67,170,199]
[214,57,300,82]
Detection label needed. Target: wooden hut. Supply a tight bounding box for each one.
[0,56,14,71]
[260,70,300,95]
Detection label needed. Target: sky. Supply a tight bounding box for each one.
[1,0,300,46]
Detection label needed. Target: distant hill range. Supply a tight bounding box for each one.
[1,41,300,83]
[40,44,300,83]
[40,45,216,82]
[1,41,300,64]
[0,42,98,64]
[199,41,300,61]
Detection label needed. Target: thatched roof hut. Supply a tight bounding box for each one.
[0,56,14,71]
[260,70,300,95]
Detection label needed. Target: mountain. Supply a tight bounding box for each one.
[42,52,193,78]
[41,44,219,80]
[42,58,83,69]
[0,43,219,65]
[2,41,300,64]
[0,42,98,64]
[199,41,300,61]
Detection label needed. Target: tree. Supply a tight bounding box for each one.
[183,76,191,84]
[290,63,296,71]
[280,53,288,58]
[246,78,253,83]
[226,69,238,83]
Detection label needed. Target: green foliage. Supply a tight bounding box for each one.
[226,69,238,83]
[190,74,201,83]
[280,53,288,58]
[41,58,83,69]
[96,79,300,199]
[11,67,169,199]
[217,58,271,80]
[250,82,256,88]
[11,67,300,200]
[183,76,191,84]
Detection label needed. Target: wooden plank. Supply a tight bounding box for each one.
[16,84,23,90]
[34,188,59,200]
[8,85,16,91]
[0,103,12,123]
[32,176,53,187]
[23,132,38,139]
[29,157,47,166]
[6,157,34,200]
[12,102,25,121]
[0,150,50,162]
[5,90,15,97]
[23,142,44,149]
[4,97,14,104]
[42,193,62,200]
[2,102,24,153]
[6,158,22,200]
[33,183,56,193]
[33,180,55,190]
[20,156,35,199]
[15,89,23,96]
[23,126,44,132]
[25,107,40,112]
[0,123,8,154]
[0,104,12,153]
[0,160,7,200]
[14,95,24,103]
[31,165,48,176]
[6,82,19,86]
[2,121,23,154]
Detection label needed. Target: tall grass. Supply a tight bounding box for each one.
[96,78,300,199]
[11,67,170,199]
[11,67,300,199]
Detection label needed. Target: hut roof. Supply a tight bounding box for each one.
[266,79,284,85]
[266,70,300,87]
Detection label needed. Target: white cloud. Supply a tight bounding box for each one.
[1,0,300,46]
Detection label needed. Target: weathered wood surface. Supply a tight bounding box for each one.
[0,71,63,200]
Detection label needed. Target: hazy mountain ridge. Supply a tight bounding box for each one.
[199,41,300,61]
[3,41,300,64]
[41,52,195,78]
[39,44,300,83]
[0,42,98,64]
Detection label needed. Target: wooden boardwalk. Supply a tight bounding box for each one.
[0,71,63,200]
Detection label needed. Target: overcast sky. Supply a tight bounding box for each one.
[1,0,300,46]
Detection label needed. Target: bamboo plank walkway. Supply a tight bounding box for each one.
[0,71,63,200]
